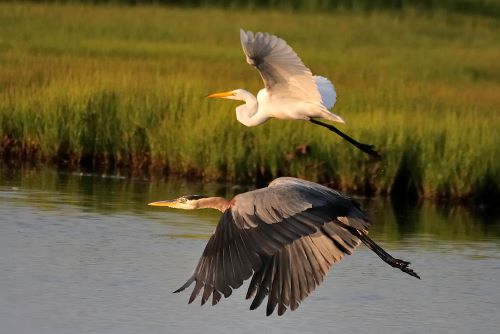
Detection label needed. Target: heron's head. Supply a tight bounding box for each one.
[207,89,249,101]
[148,194,207,210]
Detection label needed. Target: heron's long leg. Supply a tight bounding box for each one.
[336,221,420,279]
[356,232,420,279]
[309,119,381,160]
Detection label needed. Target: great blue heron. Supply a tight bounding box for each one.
[207,29,381,160]
[149,177,419,316]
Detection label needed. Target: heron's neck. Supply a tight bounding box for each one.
[235,90,269,127]
[194,197,231,212]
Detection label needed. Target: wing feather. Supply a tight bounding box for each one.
[307,236,330,276]
[240,29,322,103]
[212,289,221,306]
[247,225,363,314]
[314,76,337,109]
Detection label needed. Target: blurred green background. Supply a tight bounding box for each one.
[0,1,499,203]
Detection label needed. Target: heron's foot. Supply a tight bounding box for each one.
[389,257,421,279]
[393,258,411,267]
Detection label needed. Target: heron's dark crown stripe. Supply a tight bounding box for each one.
[184,194,207,200]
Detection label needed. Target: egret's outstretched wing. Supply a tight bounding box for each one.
[240,29,322,103]
[174,177,371,315]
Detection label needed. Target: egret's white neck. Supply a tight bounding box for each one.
[232,90,269,127]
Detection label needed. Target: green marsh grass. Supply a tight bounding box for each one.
[0,3,499,201]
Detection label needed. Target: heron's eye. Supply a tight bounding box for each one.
[179,197,187,203]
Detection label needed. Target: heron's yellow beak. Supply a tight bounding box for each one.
[207,91,235,99]
[148,200,179,208]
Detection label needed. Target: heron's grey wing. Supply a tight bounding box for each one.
[240,177,368,315]
[174,177,372,315]
[265,177,371,232]
[247,220,362,315]
[174,209,262,306]
[240,29,322,103]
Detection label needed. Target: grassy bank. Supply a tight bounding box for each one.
[39,0,500,17]
[0,3,499,202]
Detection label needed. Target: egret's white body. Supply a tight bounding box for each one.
[209,29,381,159]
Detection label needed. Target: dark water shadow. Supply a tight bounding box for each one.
[1,165,498,243]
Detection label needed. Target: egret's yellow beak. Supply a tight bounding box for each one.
[148,200,178,208]
[207,91,235,99]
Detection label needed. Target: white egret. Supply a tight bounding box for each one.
[208,29,381,160]
[149,177,419,316]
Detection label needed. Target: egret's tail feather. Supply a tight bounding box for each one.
[324,112,345,124]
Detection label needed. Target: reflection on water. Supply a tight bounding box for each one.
[0,167,499,334]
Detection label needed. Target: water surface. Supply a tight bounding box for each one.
[1,167,499,334]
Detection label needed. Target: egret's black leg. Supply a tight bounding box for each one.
[309,119,381,160]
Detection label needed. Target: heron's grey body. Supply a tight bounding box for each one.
[166,177,419,316]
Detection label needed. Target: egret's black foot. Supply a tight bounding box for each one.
[356,143,381,161]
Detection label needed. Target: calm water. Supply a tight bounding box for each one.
[0,167,499,334]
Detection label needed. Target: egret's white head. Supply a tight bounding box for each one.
[207,89,251,101]
[148,194,207,210]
